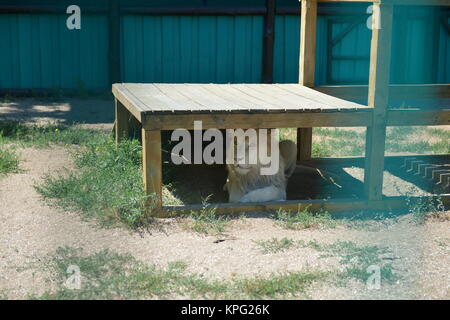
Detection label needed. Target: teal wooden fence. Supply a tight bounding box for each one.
[0,3,448,90]
[0,13,109,89]
[121,15,263,83]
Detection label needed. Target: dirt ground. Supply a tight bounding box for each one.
[0,145,448,299]
[0,98,449,299]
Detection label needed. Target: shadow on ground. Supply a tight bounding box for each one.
[163,156,449,206]
[0,98,114,127]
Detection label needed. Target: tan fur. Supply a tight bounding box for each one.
[224,136,297,203]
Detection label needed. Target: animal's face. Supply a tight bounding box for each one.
[228,135,255,175]
[227,130,269,175]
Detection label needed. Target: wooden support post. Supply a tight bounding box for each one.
[297,128,313,161]
[115,99,130,143]
[364,3,394,201]
[297,0,317,161]
[142,129,163,214]
[109,0,120,85]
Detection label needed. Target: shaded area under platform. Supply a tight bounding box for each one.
[162,155,449,206]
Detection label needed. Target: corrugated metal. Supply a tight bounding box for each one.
[121,15,263,83]
[0,14,109,89]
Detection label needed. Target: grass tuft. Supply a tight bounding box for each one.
[35,138,154,228]
[183,196,230,235]
[321,241,399,283]
[254,237,399,284]
[237,271,327,299]
[35,247,326,300]
[407,195,448,224]
[253,237,296,254]
[0,147,20,175]
[273,206,337,230]
[0,121,106,148]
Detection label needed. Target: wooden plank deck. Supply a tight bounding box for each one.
[112,83,371,115]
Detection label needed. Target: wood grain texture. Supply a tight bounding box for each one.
[315,0,448,4]
[316,84,450,101]
[111,83,370,115]
[299,0,317,87]
[115,99,130,143]
[142,111,372,130]
[364,3,394,201]
[142,129,162,210]
[163,195,450,216]
[297,128,313,161]
[298,0,317,161]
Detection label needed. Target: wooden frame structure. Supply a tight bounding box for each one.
[113,0,450,217]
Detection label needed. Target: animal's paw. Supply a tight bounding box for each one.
[239,186,286,203]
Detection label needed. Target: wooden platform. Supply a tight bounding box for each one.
[113,83,376,130]
[112,0,450,217]
[113,83,370,114]
[112,83,449,217]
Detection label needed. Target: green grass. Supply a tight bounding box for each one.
[321,241,399,283]
[254,237,399,284]
[280,126,449,157]
[182,196,230,235]
[312,128,365,157]
[35,247,327,300]
[35,137,155,228]
[237,271,327,299]
[273,206,338,230]
[0,147,20,175]
[406,195,447,224]
[0,121,107,148]
[385,127,449,154]
[253,237,296,254]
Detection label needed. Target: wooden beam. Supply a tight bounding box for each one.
[364,3,394,201]
[387,109,450,126]
[379,0,450,6]
[115,99,130,143]
[142,129,163,212]
[142,111,372,130]
[316,0,450,5]
[112,84,143,122]
[262,0,276,84]
[300,153,450,167]
[316,84,450,100]
[109,0,121,86]
[0,4,108,13]
[298,0,317,161]
[163,195,450,216]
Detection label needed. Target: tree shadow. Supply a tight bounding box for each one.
[0,97,114,126]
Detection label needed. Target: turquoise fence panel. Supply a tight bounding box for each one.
[329,18,371,84]
[391,7,440,84]
[273,15,299,83]
[121,15,263,83]
[0,5,448,90]
[437,17,450,83]
[0,13,109,89]
[273,7,449,86]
